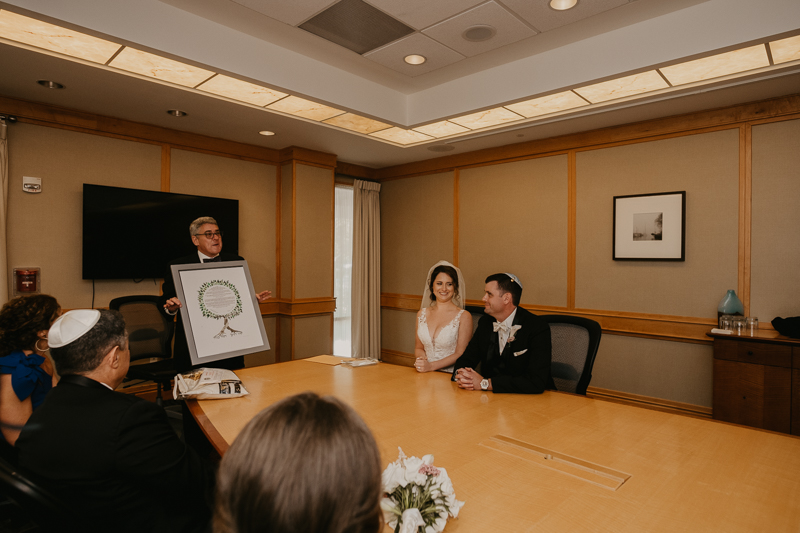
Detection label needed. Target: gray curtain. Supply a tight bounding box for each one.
[351,179,380,358]
[0,118,8,304]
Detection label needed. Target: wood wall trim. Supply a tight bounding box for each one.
[275,298,336,316]
[0,95,280,163]
[381,349,414,367]
[336,161,376,179]
[373,94,800,181]
[586,386,712,419]
[275,164,282,300]
[279,146,337,168]
[454,169,459,266]
[567,150,576,309]
[291,161,297,301]
[380,293,716,343]
[740,124,753,315]
[161,145,170,192]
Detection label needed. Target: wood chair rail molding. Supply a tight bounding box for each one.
[373,93,800,181]
[381,293,718,344]
[279,146,337,168]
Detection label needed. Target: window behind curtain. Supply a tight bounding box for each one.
[334,184,354,356]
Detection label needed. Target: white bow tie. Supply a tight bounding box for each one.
[493,322,508,333]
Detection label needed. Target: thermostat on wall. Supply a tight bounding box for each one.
[23,176,42,193]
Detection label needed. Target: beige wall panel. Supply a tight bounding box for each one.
[244,316,276,367]
[459,157,568,306]
[591,334,713,407]
[293,314,332,359]
[170,149,276,292]
[280,164,293,299]
[279,315,291,363]
[381,308,417,354]
[750,119,800,322]
[380,172,455,296]
[576,130,739,317]
[295,164,333,299]
[7,124,161,308]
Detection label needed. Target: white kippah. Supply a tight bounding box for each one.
[504,273,523,289]
[48,309,101,348]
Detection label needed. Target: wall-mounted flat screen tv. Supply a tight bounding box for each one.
[83,184,239,280]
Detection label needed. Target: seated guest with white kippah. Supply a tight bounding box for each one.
[16,309,213,533]
[452,273,554,394]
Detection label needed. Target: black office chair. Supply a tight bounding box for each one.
[109,295,176,406]
[540,314,602,395]
[0,456,80,532]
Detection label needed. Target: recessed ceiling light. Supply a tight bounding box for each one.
[167,109,187,117]
[258,130,275,136]
[36,80,64,89]
[550,0,578,11]
[462,25,496,42]
[404,54,426,65]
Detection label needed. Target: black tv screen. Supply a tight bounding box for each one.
[83,184,239,280]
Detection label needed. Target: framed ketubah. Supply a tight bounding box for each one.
[613,191,686,261]
[171,261,270,367]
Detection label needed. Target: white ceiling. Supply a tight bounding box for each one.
[0,0,799,168]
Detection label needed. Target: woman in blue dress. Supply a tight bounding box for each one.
[0,294,60,448]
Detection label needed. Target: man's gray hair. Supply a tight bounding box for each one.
[190,216,218,237]
[49,310,128,376]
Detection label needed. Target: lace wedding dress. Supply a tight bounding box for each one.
[417,308,465,373]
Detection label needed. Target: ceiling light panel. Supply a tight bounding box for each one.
[267,96,344,121]
[422,1,536,58]
[769,35,800,65]
[660,45,770,86]
[412,121,470,138]
[449,107,524,130]
[0,10,121,63]
[370,127,434,145]
[505,91,588,118]
[108,47,214,87]
[197,75,287,106]
[574,70,668,103]
[323,113,392,134]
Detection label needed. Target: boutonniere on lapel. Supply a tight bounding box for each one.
[507,325,522,343]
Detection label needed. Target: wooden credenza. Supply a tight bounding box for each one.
[710,329,800,435]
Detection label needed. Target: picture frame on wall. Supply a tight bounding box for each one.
[171,260,270,367]
[613,191,686,261]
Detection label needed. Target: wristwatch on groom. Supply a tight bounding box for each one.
[480,378,489,391]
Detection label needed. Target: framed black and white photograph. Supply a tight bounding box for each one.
[613,191,686,261]
[171,261,270,367]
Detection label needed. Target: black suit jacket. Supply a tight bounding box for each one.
[159,252,244,373]
[452,306,554,394]
[16,375,212,533]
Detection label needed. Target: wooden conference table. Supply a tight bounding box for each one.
[188,358,800,532]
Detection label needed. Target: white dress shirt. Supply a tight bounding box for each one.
[497,308,517,353]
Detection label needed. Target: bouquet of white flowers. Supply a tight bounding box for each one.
[381,448,464,533]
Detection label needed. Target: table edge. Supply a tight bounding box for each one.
[186,399,230,456]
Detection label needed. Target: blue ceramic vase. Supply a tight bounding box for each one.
[718,289,744,319]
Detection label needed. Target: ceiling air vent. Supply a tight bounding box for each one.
[299,0,414,55]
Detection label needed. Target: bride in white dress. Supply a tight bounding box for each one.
[414,261,473,373]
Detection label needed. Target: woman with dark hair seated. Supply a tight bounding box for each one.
[0,294,60,448]
[215,392,383,533]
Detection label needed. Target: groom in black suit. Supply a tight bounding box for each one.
[453,273,553,394]
[159,216,271,372]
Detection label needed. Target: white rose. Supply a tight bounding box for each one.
[398,508,425,533]
[382,462,407,491]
